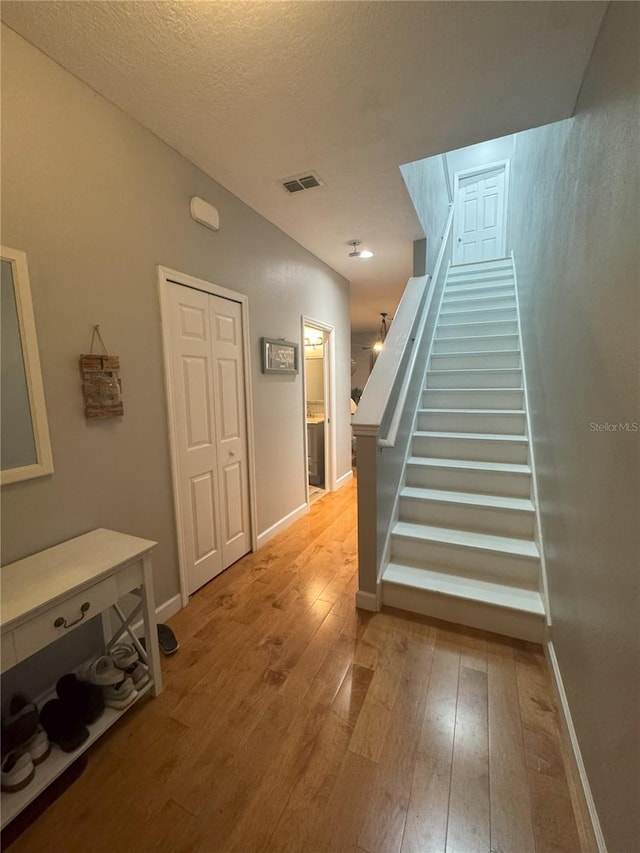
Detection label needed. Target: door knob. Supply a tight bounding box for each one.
[229,450,236,457]
[458,237,462,243]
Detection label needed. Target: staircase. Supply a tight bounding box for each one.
[382,257,545,642]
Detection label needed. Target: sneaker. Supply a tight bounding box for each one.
[56,673,105,725]
[79,656,125,686]
[102,677,138,710]
[125,662,150,690]
[109,643,139,670]
[23,726,51,766]
[1,751,35,793]
[1,693,39,753]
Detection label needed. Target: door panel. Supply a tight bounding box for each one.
[167,286,223,594]
[210,295,251,568]
[453,166,506,264]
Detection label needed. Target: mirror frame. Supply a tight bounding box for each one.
[1,246,54,485]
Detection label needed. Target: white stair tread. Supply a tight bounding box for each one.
[428,368,521,375]
[407,456,531,474]
[431,350,521,358]
[392,522,539,559]
[383,564,545,615]
[418,408,525,416]
[414,431,527,443]
[424,387,523,393]
[401,486,534,513]
[434,334,519,344]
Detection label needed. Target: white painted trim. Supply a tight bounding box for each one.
[442,153,453,203]
[257,502,309,547]
[511,253,551,626]
[378,205,455,449]
[376,216,454,584]
[156,593,182,624]
[546,641,608,852]
[302,316,337,493]
[1,246,54,486]
[452,160,510,265]
[355,587,381,612]
[157,265,259,608]
[336,469,353,488]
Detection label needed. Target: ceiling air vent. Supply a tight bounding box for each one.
[281,172,323,194]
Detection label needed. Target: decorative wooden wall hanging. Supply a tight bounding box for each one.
[80,326,123,420]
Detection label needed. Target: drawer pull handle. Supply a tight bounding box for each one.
[54,602,91,629]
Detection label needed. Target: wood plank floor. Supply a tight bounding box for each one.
[4,477,583,853]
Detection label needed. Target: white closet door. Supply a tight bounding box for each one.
[209,294,251,568]
[166,285,223,594]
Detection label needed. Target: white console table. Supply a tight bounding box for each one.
[1,528,163,827]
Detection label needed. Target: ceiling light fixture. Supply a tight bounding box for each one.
[348,240,374,259]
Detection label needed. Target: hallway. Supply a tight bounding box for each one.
[5,478,583,852]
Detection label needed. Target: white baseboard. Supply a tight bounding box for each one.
[355,587,381,612]
[156,593,182,624]
[257,502,309,548]
[336,469,353,488]
[546,640,607,853]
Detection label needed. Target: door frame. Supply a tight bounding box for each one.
[158,265,258,607]
[301,316,337,499]
[452,159,510,264]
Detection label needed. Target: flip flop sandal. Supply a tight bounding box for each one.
[157,623,179,656]
[1,750,35,793]
[109,643,139,670]
[1,693,39,752]
[57,673,105,725]
[79,655,125,686]
[40,699,89,753]
[23,726,51,766]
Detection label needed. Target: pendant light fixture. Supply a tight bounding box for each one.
[373,312,388,353]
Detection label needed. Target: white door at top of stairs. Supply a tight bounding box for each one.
[453,162,509,265]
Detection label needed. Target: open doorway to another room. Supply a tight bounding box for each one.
[303,321,331,504]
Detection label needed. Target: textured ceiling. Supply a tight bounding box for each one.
[1,1,606,331]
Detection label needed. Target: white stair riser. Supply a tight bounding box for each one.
[405,464,532,498]
[439,307,517,325]
[433,335,519,354]
[427,370,522,389]
[381,582,544,643]
[422,389,524,409]
[449,266,512,281]
[390,535,539,588]
[437,321,518,338]
[413,434,528,464]
[398,496,535,538]
[430,351,520,370]
[446,287,516,304]
[442,294,516,311]
[417,411,526,435]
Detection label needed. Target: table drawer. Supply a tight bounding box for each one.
[12,576,118,662]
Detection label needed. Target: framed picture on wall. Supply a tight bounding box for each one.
[261,337,298,374]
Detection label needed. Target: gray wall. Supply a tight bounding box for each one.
[400,155,451,274]
[0,25,351,608]
[509,4,639,850]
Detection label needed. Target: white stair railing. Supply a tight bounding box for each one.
[352,206,454,610]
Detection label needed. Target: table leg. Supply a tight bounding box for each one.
[141,553,163,695]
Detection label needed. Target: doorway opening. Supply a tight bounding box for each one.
[302,318,336,504]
